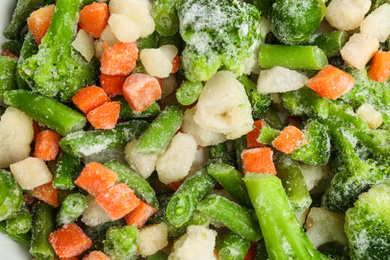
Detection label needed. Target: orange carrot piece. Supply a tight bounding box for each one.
[62,257,79,260]
[306,65,355,100]
[368,51,390,83]
[272,125,304,154]
[31,181,58,207]
[123,73,162,113]
[287,116,303,127]
[241,147,277,175]
[243,242,256,260]
[96,183,140,220]
[125,200,157,228]
[167,180,184,192]
[171,55,180,74]
[72,85,111,114]
[246,119,266,149]
[83,251,111,260]
[75,162,118,197]
[1,49,18,58]
[27,5,55,45]
[34,129,62,161]
[87,101,120,130]
[49,223,92,258]
[100,42,138,76]
[79,3,109,38]
[100,73,127,96]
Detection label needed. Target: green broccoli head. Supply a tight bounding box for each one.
[19,0,99,103]
[344,180,390,259]
[177,0,262,82]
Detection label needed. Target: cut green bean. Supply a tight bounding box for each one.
[53,153,81,190]
[56,193,87,226]
[307,31,349,57]
[135,32,158,51]
[16,32,39,90]
[257,125,281,145]
[259,44,328,70]
[0,170,23,222]
[262,108,284,131]
[197,195,262,242]
[0,221,31,247]
[4,90,86,136]
[219,231,251,260]
[6,206,31,235]
[113,96,161,119]
[235,135,247,172]
[207,163,252,209]
[176,80,203,106]
[134,105,183,155]
[3,40,22,55]
[104,225,139,260]
[82,146,127,165]
[104,160,159,208]
[30,203,55,260]
[59,120,148,157]
[148,251,169,260]
[209,141,228,159]
[0,56,17,105]
[157,32,182,50]
[4,0,45,39]
[152,0,179,36]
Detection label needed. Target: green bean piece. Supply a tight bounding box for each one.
[307,31,349,57]
[219,231,251,260]
[157,32,182,50]
[261,108,284,130]
[273,152,312,212]
[30,203,55,260]
[104,225,139,260]
[257,125,281,145]
[56,194,87,226]
[152,0,179,36]
[235,135,248,172]
[3,40,22,55]
[134,105,183,155]
[0,221,31,247]
[59,120,148,157]
[82,146,127,165]
[207,163,252,209]
[16,32,39,90]
[197,195,262,242]
[259,44,328,70]
[4,0,45,39]
[136,32,158,51]
[209,141,229,159]
[0,170,23,222]
[85,219,126,251]
[53,153,81,190]
[4,90,86,136]
[148,251,169,260]
[6,206,31,235]
[113,96,161,119]
[104,160,159,208]
[0,57,17,105]
[176,80,203,106]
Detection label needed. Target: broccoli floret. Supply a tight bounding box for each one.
[344,180,390,259]
[176,0,262,82]
[19,0,99,102]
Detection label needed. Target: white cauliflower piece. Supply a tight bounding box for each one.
[140,45,178,78]
[10,157,52,190]
[137,223,168,256]
[125,139,158,179]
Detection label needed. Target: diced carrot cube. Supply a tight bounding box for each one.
[31,181,58,207]
[246,119,266,148]
[272,125,304,154]
[306,65,355,100]
[79,3,109,38]
[83,251,111,260]
[75,162,118,197]
[241,147,277,175]
[125,200,157,228]
[1,50,18,58]
[167,180,184,192]
[96,183,140,220]
[100,73,127,96]
[72,85,111,114]
[49,223,92,258]
[100,42,138,76]
[171,56,180,74]
[27,5,55,45]
[34,130,62,161]
[62,257,79,260]
[368,51,390,83]
[87,101,120,130]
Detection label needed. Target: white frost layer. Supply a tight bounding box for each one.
[360,3,390,42]
[10,157,52,190]
[325,0,371,30]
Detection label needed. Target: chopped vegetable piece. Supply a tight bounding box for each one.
[246,120,265,148]
[137,223,168,256]
[356,103,383,129]
[34,129,62,161]
[272,125,305,154]
[100,42,138,75]
[79,2,109,38]
[241,147,277,175]
[31,182,58,207]
[53,153,80,190]
[83,251,111,260]
[72,86,111,114]
[27,5,55,45]
[219,231,251,260]
[100,74,127,97]
[0,170,24,222]
[171,56,180,73]
[0,56,17,105]
[175,80,203,106]
[325,0,370,31]
[104,225,139,260]
[6,206,31,235]
[307,31,349,57]
[125,200,157,228]
[87,101,120,130]
[56,193,87,226]
[368,51,390,83]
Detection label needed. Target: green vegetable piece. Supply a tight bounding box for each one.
[0,56,17,105]
[0,170,23,222]
[59,120,148,157]
[270,0,326,45]
[262,108,284,130]
[104,225,139,260]
[16,32,39,90]
[30,203,55,260]
[4,0,44,39]
[219,231,251,260]
[207,163,252,208]
[135,32,158,51]
[134,105,183,155]
[153,0,179,36]
[208,142,229,160]
[307,31,349,57]
[235,135,247,172]
[56,193,87,226]
[148,251,169,260]
[113,96,161,119]
[85,219,125,251]
[175,80,203,106]
[157,32,182,50]
[6,206,31,235]
[0,221,31,247]
[246,0,273,16]
[4,90,86,136]
[259,44,328,70]
[104,160,159,208]
[3,40,22,55]
[53,153,81,190]
[197,194,262,242]
[257,125,280,145]
[244,173,328,260]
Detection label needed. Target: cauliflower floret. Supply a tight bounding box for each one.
[140,45,178,78]
[137,223,168,256]
[81,195,114,226]
[125,139,158,179]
